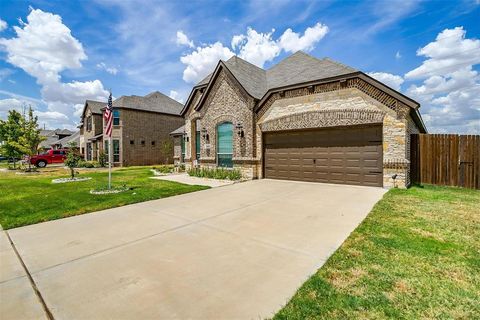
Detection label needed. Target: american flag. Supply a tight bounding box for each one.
[104,92,113,137]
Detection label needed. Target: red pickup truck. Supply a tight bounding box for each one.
[29,149,68,167]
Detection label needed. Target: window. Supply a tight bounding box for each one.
[217,122,233,168]
[113,109,120,126]
[113,140,120,162]
[151,141,155,146]
[86,116,92,131]
[130,140,134,145]
[141,140,145,146]
[53,150,61,155]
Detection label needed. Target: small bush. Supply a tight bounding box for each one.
[78,161,95,168]
[98,152,108,167]
[187,167,242,180]
[153,165,174,174]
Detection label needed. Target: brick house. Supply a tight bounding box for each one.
[176,51,427,188]
[79,91,184,166]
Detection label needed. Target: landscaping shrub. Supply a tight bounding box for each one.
[152,165,174,174]
[98,152,108,167]
[78,160,95,168]
[187,167,242,180]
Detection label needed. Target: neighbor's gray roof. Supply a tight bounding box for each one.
[113,91,183,115]
[195,51,357,100]
[55,128,75,135]
[170,125,185,136]
[51,131,80,147]
[39,128,74,148]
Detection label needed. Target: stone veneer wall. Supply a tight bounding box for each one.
[172,135,182,165]
[184,70,258,178]
[184,74,422,187]
[256,86,419,188]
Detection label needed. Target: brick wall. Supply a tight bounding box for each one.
[121,109,184,166]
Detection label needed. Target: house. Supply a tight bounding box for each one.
[176,51,427,188]
[39,129,75,152]
[51,131,80,150]
[79,91,184,166]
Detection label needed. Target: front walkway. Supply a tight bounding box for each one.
[2,179,386,319]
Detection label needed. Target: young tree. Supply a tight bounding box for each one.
[0,109,24,169]
[64,142,80,179]
[12,107,45,171]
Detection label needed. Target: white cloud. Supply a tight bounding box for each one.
[169,90,184,103]
[234,28,281,68]
[0,68,15,82]
[96,62,118,75]
[367,72,404,91]
[0,98,27,115]
[0,8,109,128]
[404,27,480,133]
[180,22,329,83]
[279,22,329,53]
[180,42,234,83]
[395,51,401,59]
[0,19,7,32]
[0,8,87,84]
[176,30,194,48]
[405,27,480,80]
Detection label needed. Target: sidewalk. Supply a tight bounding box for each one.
[0,228,47,319]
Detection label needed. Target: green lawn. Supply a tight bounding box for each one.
[275,185,480,319]
[0,167,208,229]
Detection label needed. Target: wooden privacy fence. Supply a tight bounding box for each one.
[410,134,480,189]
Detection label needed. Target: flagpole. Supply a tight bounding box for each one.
[108,135,112,190]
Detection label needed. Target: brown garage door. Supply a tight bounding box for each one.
[264,125,383,187]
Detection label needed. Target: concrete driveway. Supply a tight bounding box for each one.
[2,179,385,319]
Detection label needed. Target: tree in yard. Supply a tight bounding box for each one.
[0,109,24,169]
[64,142,80,179]
[11,107,45,171]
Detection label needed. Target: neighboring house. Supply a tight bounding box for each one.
[179,51,427,188]
[39,129,75,152]
[51,131,80,150]
[79,92,184,166]
[78,100,105,161]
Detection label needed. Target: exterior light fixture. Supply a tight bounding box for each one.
[201,127,209,141]
[236,123,244,138]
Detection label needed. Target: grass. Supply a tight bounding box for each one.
[0,166,209,229]
[274,185,480,320]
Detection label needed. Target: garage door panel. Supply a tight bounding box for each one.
[264,125,383,187]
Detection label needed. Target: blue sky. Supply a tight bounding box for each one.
[0,0,479,133]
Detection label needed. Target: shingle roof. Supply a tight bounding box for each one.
[170,125,185,136]
[266,52,357,89]
[55,128,75,135]
[113,91,183,115]
[195,51,357,101]
[51,131,80,148]
[85,100,106,115]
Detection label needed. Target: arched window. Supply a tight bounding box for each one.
[217,122,233,168]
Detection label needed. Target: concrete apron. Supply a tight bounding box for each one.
[6,179,386,319]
